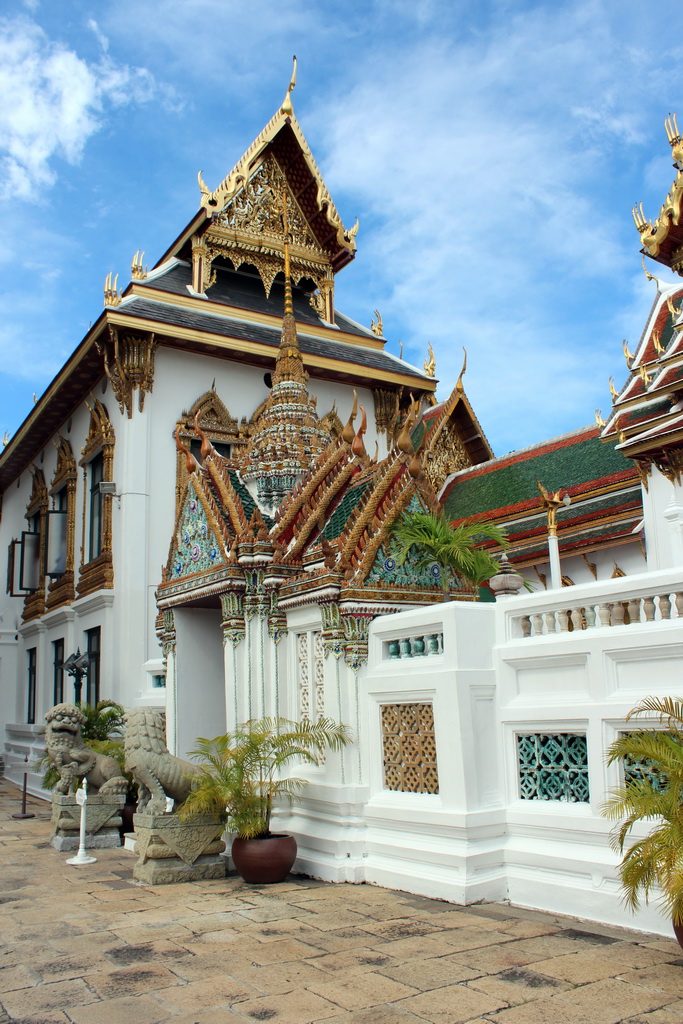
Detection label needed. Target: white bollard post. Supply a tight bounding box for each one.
[67,779,97,865]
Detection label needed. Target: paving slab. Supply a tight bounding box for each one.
[2,778,683,1024]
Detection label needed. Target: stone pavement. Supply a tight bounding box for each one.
[1,780,683,1024]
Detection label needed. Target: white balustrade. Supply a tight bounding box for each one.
[509,569,683,640]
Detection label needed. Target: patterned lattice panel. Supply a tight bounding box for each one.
[381,703,439,794]
[517,733,589,802]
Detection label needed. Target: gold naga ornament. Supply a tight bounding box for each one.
[423,342,436,378]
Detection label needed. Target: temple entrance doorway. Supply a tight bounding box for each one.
[173,606,225,759]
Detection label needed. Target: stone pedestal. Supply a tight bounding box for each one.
[50,792,124,851]
[132,812,227,884]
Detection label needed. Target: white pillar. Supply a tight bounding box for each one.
[548,532,562,589]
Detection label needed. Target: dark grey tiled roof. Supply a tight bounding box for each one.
[143,262,374,339]
[122,296,429,381]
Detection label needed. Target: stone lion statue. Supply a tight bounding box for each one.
[45,703,128,796]
[124,708,202,815]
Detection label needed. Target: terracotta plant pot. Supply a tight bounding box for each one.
[231,834,297,884]
[673,920,683,951]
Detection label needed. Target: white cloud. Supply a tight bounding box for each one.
[308,1,683,450]
[0,16,158,200]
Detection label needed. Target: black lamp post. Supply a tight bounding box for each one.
[63,649,90,704]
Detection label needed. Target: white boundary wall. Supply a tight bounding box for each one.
[358,571,683,937]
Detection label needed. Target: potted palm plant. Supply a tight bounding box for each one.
[180,716,351,883]
[602,696,683,946]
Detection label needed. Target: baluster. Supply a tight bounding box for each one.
[659,593,672,620]
[627,598,640,625]
[557,609,569,632]
[399,637,412,658]
[584,604,596,628]
[643,595,656,622]
[531,614,544,636]
[611,602,625,626]
[597,603,611,627]
[388,640,400,660]
[544,611,557,634]
[426,633,439,655]
[675,593,683,618]
[570,607,583,631]
[519,616,532,637]
[413,635,426,656]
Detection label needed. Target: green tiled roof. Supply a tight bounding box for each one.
[321,479,370,540]
[443,432,633,522]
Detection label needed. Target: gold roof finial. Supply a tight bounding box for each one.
[281,55,297,117]
[131,250,147,280]
[456,347,467,393]
[666,112,683,170]
[639,363,653,386]
[622,339,634,367]
[2,431,9,447]
[370,309,383,337]
[341,390,358,444]
[641,254,655,282]
[608,376,618,399]
[653,328,664,354]
[632,201,651,236]
[104,272,121,307]
[424,341,436,378]
[595,409,606,428]
[666,293,681,320]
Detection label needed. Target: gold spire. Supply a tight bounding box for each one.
[272,188,306,387]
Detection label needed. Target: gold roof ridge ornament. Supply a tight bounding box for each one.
[131,250,147,280]
[622,339,634,367]
[665,112,683,170]
[370,310,383,337]
[424,342,436,378]
[103,272,121,307]
[455,347,467,393]
[281,55,297,117]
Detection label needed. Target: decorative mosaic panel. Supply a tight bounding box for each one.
[517,733,589,802]
[381,703,439,794]
[313,631,325,717]
[297,630,325,726]
[366,497,458,590]
[171,483,223,579]
[297,632,310,721]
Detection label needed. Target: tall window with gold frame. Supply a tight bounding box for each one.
[46,436,77,609]
[77,400,115,599]
[21,467,48,623]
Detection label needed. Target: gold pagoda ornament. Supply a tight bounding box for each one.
[241,191,329,514]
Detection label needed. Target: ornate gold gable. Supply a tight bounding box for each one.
[190,66,357,320]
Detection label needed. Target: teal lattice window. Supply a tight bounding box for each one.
[517,733,589,802]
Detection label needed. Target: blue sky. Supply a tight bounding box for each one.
[2,0,683,456]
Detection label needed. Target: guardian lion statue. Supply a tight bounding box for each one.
[124,708,201,815]
[45,703,127,795]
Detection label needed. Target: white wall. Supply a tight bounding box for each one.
[173,606,225,759]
